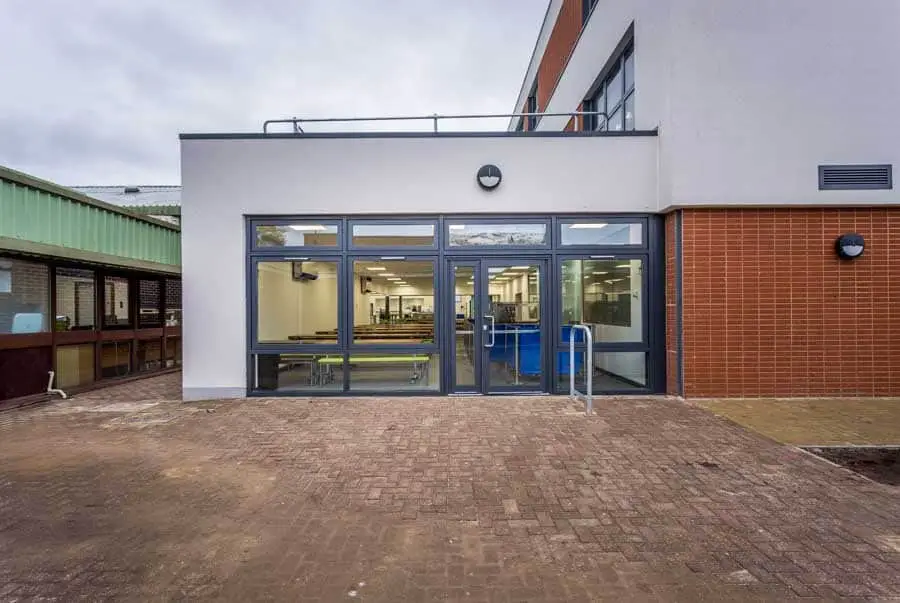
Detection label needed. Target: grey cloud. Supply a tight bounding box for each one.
[0,0,547,184]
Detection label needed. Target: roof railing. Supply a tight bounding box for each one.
[262,111,608,134]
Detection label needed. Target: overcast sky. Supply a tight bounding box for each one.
[0,0,546,185]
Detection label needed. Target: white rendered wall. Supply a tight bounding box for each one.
[181,135,657,399]
[664,0,900,207]
[538,0,900,209]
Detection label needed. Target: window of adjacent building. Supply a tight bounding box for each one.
[55,268,96,331]
[100,341,131,378]
[103,276,131,327]
[138,280,161,328]
[137,339,163,372]
[166,338,182,368]
[0,258,49,334]
[584,44,635,131]
[256,260,339,344]
[55,344,95,389]
[255,223,339,248]
[165,279,182,326]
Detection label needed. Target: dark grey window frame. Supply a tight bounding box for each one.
[251,219,341,250]
[245,214,665,397]
[444,217,552,252]
[348,219,439,252]
[516,82,540,131]
[249,254,346,352]
[346,254,441,353]
[556,216,648,249]
[583,27,635,132]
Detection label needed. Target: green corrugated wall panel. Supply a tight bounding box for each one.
[0,178,180,267]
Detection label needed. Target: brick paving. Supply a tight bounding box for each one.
[696,398,900,446]
[1,375,899,601]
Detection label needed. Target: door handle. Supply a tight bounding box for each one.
[483,315,495,348]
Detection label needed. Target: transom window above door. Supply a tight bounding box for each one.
[351,222,436,248]
[254,222,339,248]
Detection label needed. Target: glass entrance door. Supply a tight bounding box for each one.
[448,258,548,394]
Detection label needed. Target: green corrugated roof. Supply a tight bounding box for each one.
[0,166,181,274]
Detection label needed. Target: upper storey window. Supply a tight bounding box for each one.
[517,82,539,131]
[582,0,599,27]
[584,44,635,132]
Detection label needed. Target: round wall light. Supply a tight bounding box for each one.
[476,164,502,190]
[835,233,865,260]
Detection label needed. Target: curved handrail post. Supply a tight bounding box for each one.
[569,324,593,415]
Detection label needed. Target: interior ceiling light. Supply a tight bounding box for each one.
[511,266,531,270]
[289,224,327,232]
[616,264,631,269]
[387,277,402,281]
[569,223,608,229]
[593,271,609,275]
[366,266,386,271]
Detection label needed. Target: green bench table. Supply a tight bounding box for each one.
[317,355,431,385]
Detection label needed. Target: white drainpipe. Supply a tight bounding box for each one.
[47,371,68,399]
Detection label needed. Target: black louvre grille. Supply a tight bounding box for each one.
[819,164,892,191]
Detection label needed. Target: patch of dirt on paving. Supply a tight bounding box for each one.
[0,424,278,599]
[804,446,900,486]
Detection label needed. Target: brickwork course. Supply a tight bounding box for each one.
[673,207,900,398]
[2,373,900,601]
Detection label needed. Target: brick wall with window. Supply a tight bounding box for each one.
[674,207,900,397]
[0,258,49,333]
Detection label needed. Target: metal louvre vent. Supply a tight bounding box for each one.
[819,164,893,191]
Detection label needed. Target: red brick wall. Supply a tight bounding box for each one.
[665,212,679,395]
[680,208,900,397]
[535,0,583,112]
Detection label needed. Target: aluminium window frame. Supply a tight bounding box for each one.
[244,214,666,397]
[583,27,635,132]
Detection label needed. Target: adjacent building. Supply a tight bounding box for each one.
[180,0,899,400]
[71,185,182,225]
[0,166,182,408]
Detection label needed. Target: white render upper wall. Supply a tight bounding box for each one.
[538,0,900,209]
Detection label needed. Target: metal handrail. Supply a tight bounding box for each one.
[262,111,608,134]
[569,325,594,415]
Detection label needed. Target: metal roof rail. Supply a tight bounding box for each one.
[262,111,608,134]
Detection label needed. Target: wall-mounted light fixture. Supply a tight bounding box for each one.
[835,233,865,260]
[476,164,502,190]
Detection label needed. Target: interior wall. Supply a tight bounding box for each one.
[298,261,338,335]
[257,263,300,340]
[259,261,339,339]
